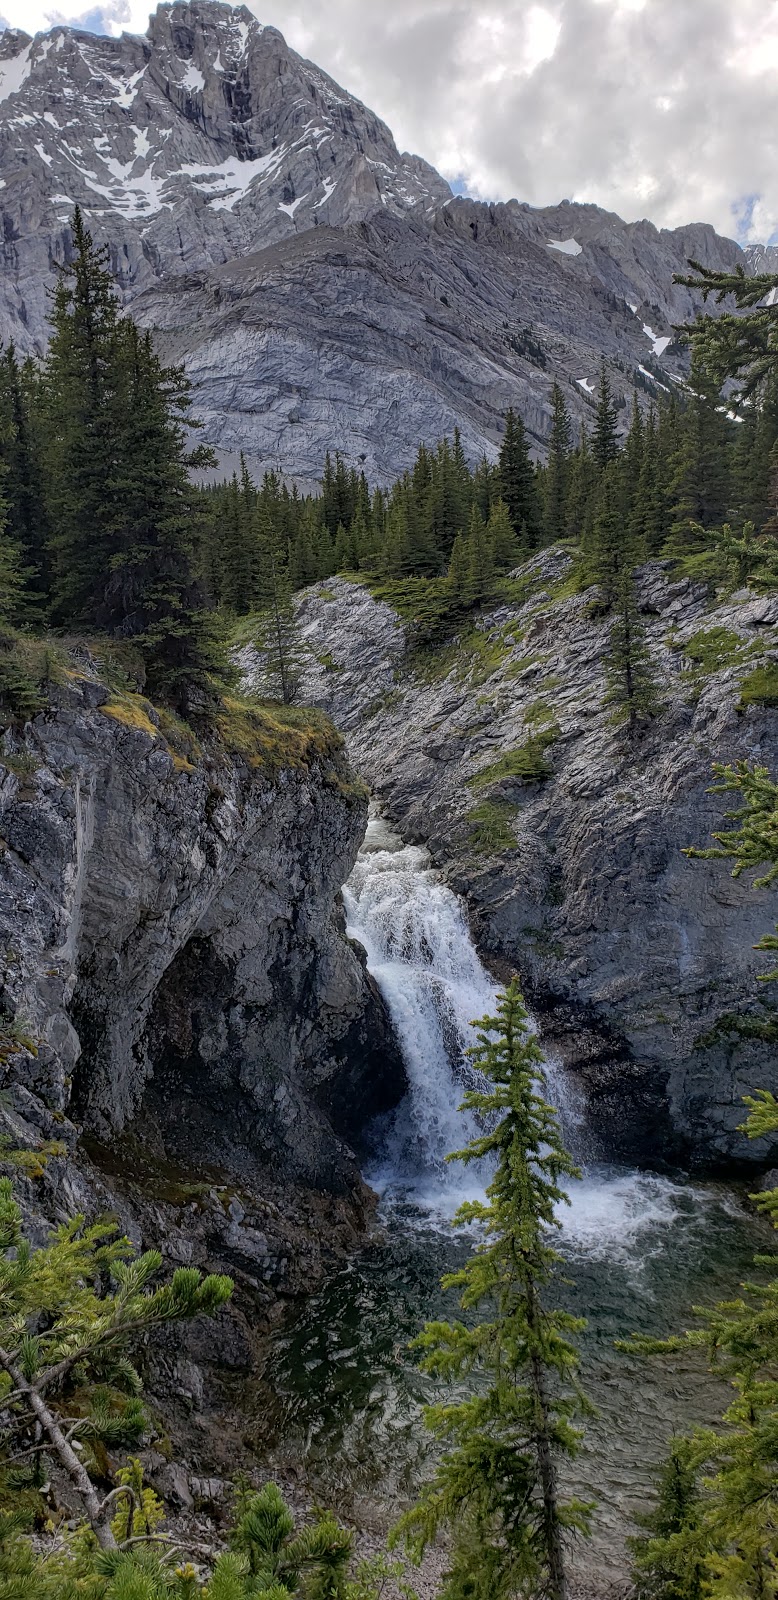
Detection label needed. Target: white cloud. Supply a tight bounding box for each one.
[4,0,778,242]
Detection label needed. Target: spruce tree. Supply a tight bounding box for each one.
[565,428,597,545]
[99,320,230,709]
[0,347,48,605]
[629,1438,705,1600]
[43,205,122,625]
[498,408,541,550]
[488,497,521,571]
[544,383,573,543]
[253,520,305,704]
[674,259,778,399]
[664,358,734,558]
[446,530,473,606]
[395,980,593,1600]
[581,459,626,603]
[0,1176,232,1551]
[605,568,659,734]
[592,362,620,473]
[466,504,495,603]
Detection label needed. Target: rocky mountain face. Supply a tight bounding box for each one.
[241,565,778,1169]
[0,0,758,481]
[0,668,405,1435]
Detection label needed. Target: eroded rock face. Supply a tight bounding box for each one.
[0,673,405,1207]
[0,0,756,481]
[243,561,778,1168]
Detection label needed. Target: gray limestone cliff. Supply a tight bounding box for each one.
[0,665,405,1319]
[0,0,758,482]
[241,559,778,1168]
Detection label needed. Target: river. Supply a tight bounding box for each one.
[259,812,770,1580]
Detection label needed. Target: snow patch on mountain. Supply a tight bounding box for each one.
[548,236,582,256]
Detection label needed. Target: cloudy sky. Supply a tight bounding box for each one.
[6,0,778,243]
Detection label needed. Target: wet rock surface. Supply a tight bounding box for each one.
[245,557,778,1167]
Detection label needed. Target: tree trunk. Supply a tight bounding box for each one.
[525,1286,567,1600]
[0,1348,117,1550]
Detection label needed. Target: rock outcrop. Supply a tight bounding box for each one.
[0,0,757,481]
[0,666,405,1283]
[246,560,778,1168]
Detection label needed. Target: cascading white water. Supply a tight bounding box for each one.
[344,808,700,1255]
[343,811,499,1217]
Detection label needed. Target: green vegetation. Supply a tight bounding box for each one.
[684,627,745,674]
[0,1165,414,1597]
[629,762,778,1600]
[466,797,519,855]
[737,661,778,709]
[468,725,560,790]
[394,981,593,1600]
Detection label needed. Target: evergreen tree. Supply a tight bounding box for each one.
[565,427,596,545]
[623,1089,778,1600]
[43,205,122,625]
[664,358,734,558]
[581,460,626,603]
[0,1175,232,1551]
[395,981,593,1600]
[544,383,573,543]
[446,530,472,606]
[253,525,305,704]
[498,408,541,550]
[605,568,659,734]
[674,259,778,399]
[631,408,667,558]
[220,470,255,614]
[592,362,620,473]
[628,787,778,1600]
[466,504,495,603]
[629,1438,705,1600]
[0,347,48,604]
[488,497,521,571]
[98,320,230,708]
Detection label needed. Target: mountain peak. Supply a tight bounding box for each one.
[0,0,451,355]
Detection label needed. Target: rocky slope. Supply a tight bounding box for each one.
[0,663,405,1456]
[0,0,760,480]
[244,560,778,1168]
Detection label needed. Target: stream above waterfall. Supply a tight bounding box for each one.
[258,812,772,1580]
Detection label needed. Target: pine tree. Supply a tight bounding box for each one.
[0,1176,232,1552]
[605,568,659,734]
[565,428,596,545]
[253,519,305,704]
[488,497,521,571]
[395,980,593,1600]
[629,1438,705,1600]
[498,408,541,550]
[544,384,573,543]
[664,358,734,558]
[446,530,472,606]
[581,459,626,603]
[98,321,230,709]
[43,206,124,625]
[592,362,620,473]
[0,347,48,605]
[466,504,495,603]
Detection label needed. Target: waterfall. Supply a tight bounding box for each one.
[343,810,498,1217]
[345,808,698,1255]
